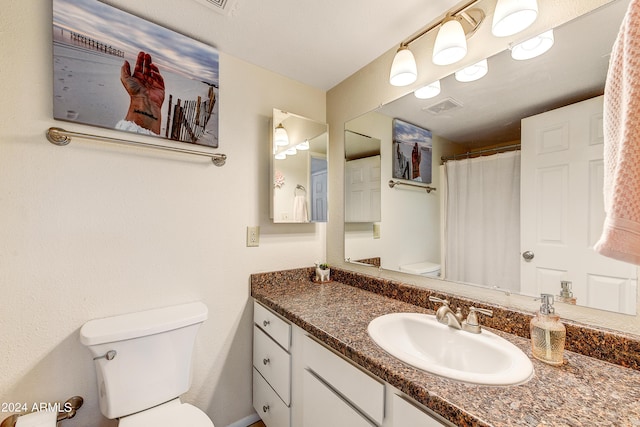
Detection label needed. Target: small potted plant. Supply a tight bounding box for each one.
[315,262,331,282]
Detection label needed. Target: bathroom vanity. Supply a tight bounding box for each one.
[251,267,640,426]
[253,300,451,427]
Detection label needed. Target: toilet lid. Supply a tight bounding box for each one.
[119,401,214,427]
[400,261,440,274]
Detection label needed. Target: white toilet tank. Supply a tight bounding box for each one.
[80,302,208,419]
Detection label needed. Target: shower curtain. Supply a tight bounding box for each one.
[443,150,521,292]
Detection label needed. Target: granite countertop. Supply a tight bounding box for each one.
[251,273,640,427]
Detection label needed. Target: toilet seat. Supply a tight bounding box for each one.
[118,399,214,427]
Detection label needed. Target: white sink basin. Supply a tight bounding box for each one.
[368,312,533,385]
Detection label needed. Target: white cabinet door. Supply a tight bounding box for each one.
[303,335,384,424]
[521,95,637,313]
[391,393,449,426]
[302,370,375,427]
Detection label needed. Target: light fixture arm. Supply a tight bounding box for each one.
[399,0,485,48]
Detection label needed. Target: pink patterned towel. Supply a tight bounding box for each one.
[594,0,640,265]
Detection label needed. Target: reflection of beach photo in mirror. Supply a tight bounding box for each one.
[392,119,433,184]
[52,0,219,147]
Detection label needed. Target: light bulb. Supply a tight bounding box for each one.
[492,0,538,37]
[455,59,489,82]
[433,18,467,66]
[511,30,554,60]
[390,45,418,86]
[414,80,441,99]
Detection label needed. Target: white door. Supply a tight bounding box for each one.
[521,95,637,314]
[344,155,381,223]
[310,156,328,222]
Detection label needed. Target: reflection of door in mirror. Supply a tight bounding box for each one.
[271,109,328,223]
[344,129,381,266]
[310,155,327,222]
[520,96,637,314]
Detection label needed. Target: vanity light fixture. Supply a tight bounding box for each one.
[432,16,468,66]
[414,80,441,99]
[492,0,538,37]
[388,4,485,86]
[285,147,297,155]
[296,139,310,150]
[389,45,418,86]
[455,58,488,82]
[274,123,289,146]
[510,29,554,60]
[274,152,286,160]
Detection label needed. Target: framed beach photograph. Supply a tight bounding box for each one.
[392,118,433,184]
[52,0,219,147]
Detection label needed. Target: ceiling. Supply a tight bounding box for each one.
[101,0,461,90]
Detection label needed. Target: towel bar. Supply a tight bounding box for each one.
[46,127,226,166]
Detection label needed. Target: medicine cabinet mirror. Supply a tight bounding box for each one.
[271,109,328,223]
[343,0,638,314]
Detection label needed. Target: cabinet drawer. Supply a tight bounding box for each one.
[303,335,384,424]
[392,393,449,426]
[254,301,291,350]
[253,326,291,405]
[302,369,375,427]
[253,368,290,427]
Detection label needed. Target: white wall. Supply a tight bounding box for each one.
[0,2,325,427]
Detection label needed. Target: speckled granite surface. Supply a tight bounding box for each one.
[251,267,640,427]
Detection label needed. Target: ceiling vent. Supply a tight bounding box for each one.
[192,0,237,15]
[422,97,463,115]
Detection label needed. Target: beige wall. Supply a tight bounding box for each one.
[0,2,325,427]
[326,0,640,334]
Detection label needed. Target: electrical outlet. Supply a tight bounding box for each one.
[247,226,260,247]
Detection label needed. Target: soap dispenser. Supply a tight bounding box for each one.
[557,280,577,305]
[530,294,566,366]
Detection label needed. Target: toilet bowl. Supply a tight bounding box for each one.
[399,261,441,277]
[118,399,212,427]
[80,302,214,427]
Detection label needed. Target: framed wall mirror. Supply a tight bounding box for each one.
[344,0,638,315]
[271,109,328,223]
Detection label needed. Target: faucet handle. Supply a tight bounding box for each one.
[429,296,449,306]
[462,306,493,334]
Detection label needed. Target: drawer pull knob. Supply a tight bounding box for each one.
[263,405,270,413]
[263,358,270,365]
[263,320,270,327]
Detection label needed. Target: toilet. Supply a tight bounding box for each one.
[399,261,441,277]
[79,301,214,427]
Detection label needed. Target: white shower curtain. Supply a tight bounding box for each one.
[443,150,521,292]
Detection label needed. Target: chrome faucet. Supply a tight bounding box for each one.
[462,306,494,334]
[429,296,463,329]
[429,297,494,333]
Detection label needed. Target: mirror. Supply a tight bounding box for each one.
[344,0,638,314]
[271,109,328,223]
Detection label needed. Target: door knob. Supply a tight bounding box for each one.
[522,251,535,261]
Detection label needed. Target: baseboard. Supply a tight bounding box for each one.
[226,412,260,427]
